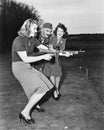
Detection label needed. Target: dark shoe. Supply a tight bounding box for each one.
[19,113,35,124]
[58,93,61,97]
[53,90,60,101]
[35,107,45,112]
[53,95,60,101]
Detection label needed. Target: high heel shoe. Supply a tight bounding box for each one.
[58,93,61,97]
[35,107,45,112]
[53,90,60,101]
[53,96,60,101]
[19,113,35,124]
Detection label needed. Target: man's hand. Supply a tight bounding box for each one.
[43,54,53,60]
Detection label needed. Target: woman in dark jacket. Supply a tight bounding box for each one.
[44,23,69,100]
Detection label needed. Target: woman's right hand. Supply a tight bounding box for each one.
[43,54,53,61]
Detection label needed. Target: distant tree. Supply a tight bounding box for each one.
[0,0,43,53]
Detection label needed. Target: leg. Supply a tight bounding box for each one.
[50,76,58,98]
[21,92,46,119]
[55,76,61,95]
[50,76,55,85]
[29,68,54,112]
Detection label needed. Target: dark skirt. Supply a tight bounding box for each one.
[44,58,62,77]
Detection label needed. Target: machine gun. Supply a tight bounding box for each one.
[39,49,85,57]
[38,48,85,64]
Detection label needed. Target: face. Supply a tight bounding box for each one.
[29,23,38,37]
[42,28,52,38]
[57,27,64,39]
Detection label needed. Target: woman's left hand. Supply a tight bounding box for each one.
[65,51,73,57]
[59,51,73,57]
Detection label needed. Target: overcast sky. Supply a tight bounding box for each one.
[16,0,104,34]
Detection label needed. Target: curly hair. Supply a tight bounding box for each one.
[53,23,68,38]
[18,18,38,38]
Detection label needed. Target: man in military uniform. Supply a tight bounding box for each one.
[39,22,53,46]
[30,22,53,72]
[30,23,53,112]
[36,22,53,72]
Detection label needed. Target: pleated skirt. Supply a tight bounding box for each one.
[12,62,53,99]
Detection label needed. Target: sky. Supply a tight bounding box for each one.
[16,0,104,34]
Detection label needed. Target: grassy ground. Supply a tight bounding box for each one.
[0,53,104,130]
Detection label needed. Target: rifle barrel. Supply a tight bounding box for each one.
[39,49,85,56]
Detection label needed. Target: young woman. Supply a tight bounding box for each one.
[44,23,69,100]
[12,19,54,124]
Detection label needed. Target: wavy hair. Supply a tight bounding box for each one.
[53,23,68,38]
[18,19,38,38]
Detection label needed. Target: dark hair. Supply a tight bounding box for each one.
[53,23,68,38]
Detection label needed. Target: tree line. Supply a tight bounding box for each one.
[0,0,104,53]
[0,0,42,53]
[68,33,104,41]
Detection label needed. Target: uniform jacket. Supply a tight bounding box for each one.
[49,35,66,51]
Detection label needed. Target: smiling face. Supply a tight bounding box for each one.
[29,23,38,37]
[42,27,52,38]
[57,27,64,39]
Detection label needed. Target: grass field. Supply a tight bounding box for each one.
[0,50,104,130]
